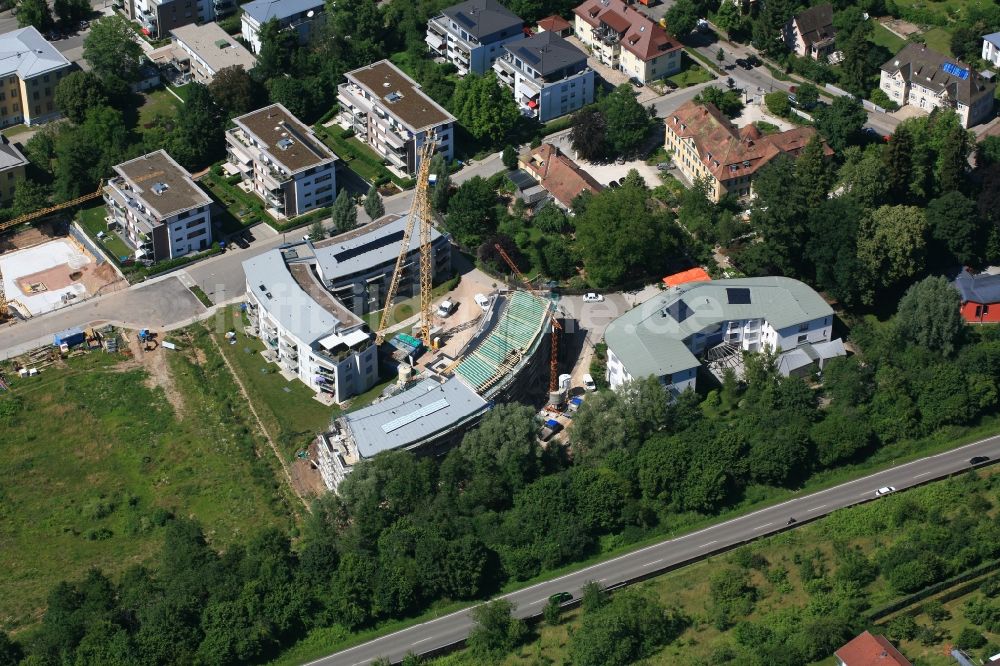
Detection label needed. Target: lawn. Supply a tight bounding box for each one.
[313,125,412,189]
[201,170,268,233]
[870,23,907,53]
[922,27,953,56]
[667,54,716,88]
[1,124,32,139]
[0,343,294,632]
[138,88,183,126]
[77,205,132,261]
[168,83,193,103]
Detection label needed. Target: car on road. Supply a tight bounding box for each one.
[608,180,620,188]
[582,292,604,303]
[234,235,250,249]
[874,486,896,497]
[657,162,674,170]
[745,55,761,67]
[583,374,597,392]
[970,456,990,465]
[548,592,573,605]
[663,78,678,90]
[735,58,752,70]
[629,76,644,88]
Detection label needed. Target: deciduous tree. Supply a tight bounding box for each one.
[467,600,528,663]
[452,73,520,146]
[569,107,607,161]
[364,184,384,220]
[208,66,259,119]
[54,72,108,124]
[856,205,927,300]
[601,84,652,156]
[17,0,54,31]
[895,276,964,356]
[83,16,143,83]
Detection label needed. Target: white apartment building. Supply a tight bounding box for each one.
[604,277,836,396]
[169,22,256,84]
[127,0,233,39]
[338,60,456,176]
[103,150,213,262]
[243,247,378,403]
[493,31,594,122]
[240,0,324,54]
[227,103,338,219]
[983,32,1000,68]
[879,43,995,128]
[426,0,524,76]
[573,0,682,83]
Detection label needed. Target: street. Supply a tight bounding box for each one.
[310,434,1000,666]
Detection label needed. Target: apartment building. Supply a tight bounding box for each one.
[426,0,524,75]
[241,0,324,54]
[879,43,995,128]
[604,277,835,396]
[573,0,682,83]
[103,150,213,262]
[170,22,256,84]
[0,27,72,128]
[665,99,831,202]
[127,0,234,39]
[227,103,338,219]
[243,247,378,403]
[311,213,452,316]
[493,31,594,122]
[983,33,1000,68]
[783,4,836,61]
[338,60,456,176]
[0,135,27,203]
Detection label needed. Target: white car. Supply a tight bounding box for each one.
[582,292,604,303]
[583,374,597,392]
[436,299,455,317]
[874,486,897,497]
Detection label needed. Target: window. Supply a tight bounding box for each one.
[976,305,983,318]
[187,228,206,239]
[798,323,808,332]
[43,74,49,83]
[985,304,991,316]
[797,334,808,344]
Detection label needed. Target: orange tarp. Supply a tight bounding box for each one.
[662,267,711,287]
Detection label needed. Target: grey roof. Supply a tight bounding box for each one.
[604,277,834,379]
[0,26,71,79]
[442,0,523,40]
[241,0,323,24]
[504,31,586,77]
[953,268,1000,304]
[343,376,489,458]
[793,4,835,47]
[777,338,845,376]
[313,214,444,283]
[882,43,995,107]
[113,150,211,219]
[0,135,28,171]
[243,249,353,345]
[170,22,256,74]
[984,32,1000,49]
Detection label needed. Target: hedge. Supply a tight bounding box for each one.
[869,558,1000,622]
[145,246,224,277]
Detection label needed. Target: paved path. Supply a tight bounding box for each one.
[310,434,1000,666]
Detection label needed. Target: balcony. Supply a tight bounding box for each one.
[426,30,446,52]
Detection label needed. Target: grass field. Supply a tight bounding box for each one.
[0,344,294,632]
[138,88,183,126]
[922,27,953,56]
[870,23,907,53]
[667,54,716,88]
[77,205,132,260]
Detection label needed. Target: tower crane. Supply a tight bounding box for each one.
[492,243,562,397]
[375,140,437,347]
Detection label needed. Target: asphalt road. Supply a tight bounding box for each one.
[310,433,1000,666]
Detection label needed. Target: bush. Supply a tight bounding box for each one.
[765,91,791,117]
[870,88,900,111]
[956,626,987,650]
[339,128,355,139]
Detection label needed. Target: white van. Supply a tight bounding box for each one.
[474,293,491,312]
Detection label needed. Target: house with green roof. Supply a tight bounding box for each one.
[603,277,836,396]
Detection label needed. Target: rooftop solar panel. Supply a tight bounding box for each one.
[333,230,406,263]
[726,287,751,305]
[942,62,969,80]
[381,397,450,434]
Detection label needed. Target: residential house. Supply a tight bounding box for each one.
[573,0,682,83]
[835,631,912,666]
[664,99,831,202]
[604,276,836,396]
[226,103,338,219]
[426,0,524,75]
[170,22,256,84]
[338,60,456,176]
[243,247,377,403]
[952,268,1000,323]
[310,213,452,316]
[982,32,1000,69]
[784,4,836,61]
[520,142,602,210]
[493,31,594,122]
[240,0,325,54]
[103,150,214,262]
[0,135,28,203]
[879,43,995,128]
[127,0,234,40]
[0,27,72,127]
[537,15,572,37]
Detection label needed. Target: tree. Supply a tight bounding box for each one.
[467,600,528,663]
[883,124,915,202]
[254,19,297,81]
[811,407,874,466]
[452,73,520,146]
[795,135,834,210]
[570,590,685,666]
[580,581,606,613]
[956,627,988,650]
[895,276,964,356]
[839,145,888,207]
[621,168,646,190]
[716,47,725,63]
[814,95,866,152]
[696,86,744,117]
[266,76,329,124]
[764,91,791,117]
[0,632,23,666]
[569,107,607,161]
[83,16,144,83]
[445,176,497,247]
[11,179,50,217]
[332,189,357,233]
[926,192,983,265]
[531,202,568,233]
[169,83,224,170]
[53,0,89,25]
[364,184,384,220]
[543,598,562,626]
[501,145,517,170]
[208,66,259,119]
[16,0,54,31]
[601,84,652,156]
[54,72,109,124]
[308,219,326,241]
[665,0,698,37]
[856,205,927,300]
[796,83,819,109]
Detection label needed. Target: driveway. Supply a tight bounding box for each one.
[566,34,662,103]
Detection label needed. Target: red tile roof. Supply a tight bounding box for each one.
[537,14,571,33]
[665,99,832,182]
[835,632,912,666]
[523,143,603,209]
[573,0,681,61]
[663,267,711,286]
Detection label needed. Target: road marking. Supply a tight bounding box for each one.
[701,540,718,548]
[914,471,933,478]
[647,558,665,566]
[412,638,433,646]
[759,522,773,528]
[807,504,826,512]
[525,599,544,606]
